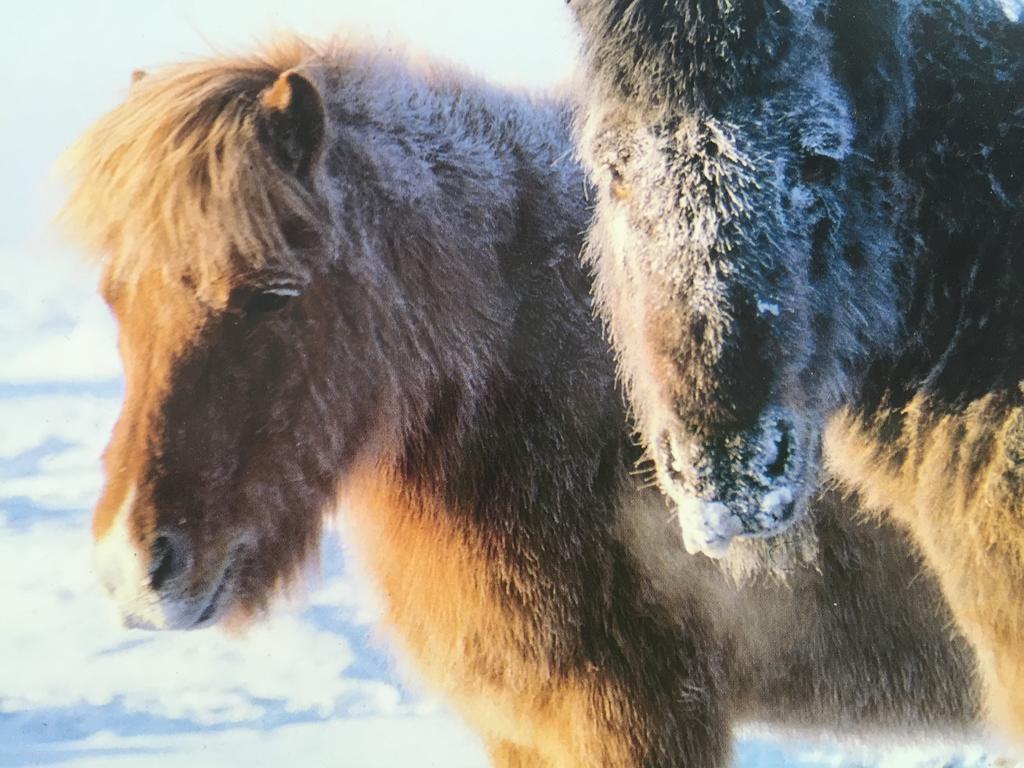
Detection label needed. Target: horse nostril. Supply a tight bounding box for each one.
[765,424,792,480]
[149,533,190,592]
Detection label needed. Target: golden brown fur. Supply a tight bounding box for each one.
[67,39,985,766]
[341,469,652,766]
[828,398,1024,734]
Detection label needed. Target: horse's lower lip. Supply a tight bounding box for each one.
[194,567,232,627]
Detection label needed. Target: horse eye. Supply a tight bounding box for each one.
[609,164,630,200]
[246,287,300,314]
[800,154,840,184]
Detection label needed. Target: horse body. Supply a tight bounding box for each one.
[572,0,1024,733]
[66,39,979,765]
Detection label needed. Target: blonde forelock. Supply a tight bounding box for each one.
[61,38,325,296]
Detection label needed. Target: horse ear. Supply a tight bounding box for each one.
[258,71,325,179]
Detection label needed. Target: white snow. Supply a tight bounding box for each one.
[0,247,121,386]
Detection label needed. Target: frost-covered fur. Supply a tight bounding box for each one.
[65,38,985,766]
[572,0,1024,733]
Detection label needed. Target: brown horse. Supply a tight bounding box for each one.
[64,39,983,766]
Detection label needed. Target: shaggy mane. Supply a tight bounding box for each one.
[60,38,325,295]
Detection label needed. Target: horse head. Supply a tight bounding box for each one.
[64,52,350,629]
[573,0,907,554]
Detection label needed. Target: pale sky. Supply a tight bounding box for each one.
[1,0,577,259]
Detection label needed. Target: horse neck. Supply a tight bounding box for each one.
[314,79,618,502]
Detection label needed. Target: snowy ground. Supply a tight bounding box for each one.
[4,2,1024,766]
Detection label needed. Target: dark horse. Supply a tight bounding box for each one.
[572,0,1024,735]
[65,38,983,766]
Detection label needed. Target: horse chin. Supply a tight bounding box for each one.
[650,412,821,559]
[185,564,238,629]
[665,482,814,559]
[116,565,238,631]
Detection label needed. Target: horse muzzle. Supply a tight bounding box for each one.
[651,407,820,557]
[93,497,243,631]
